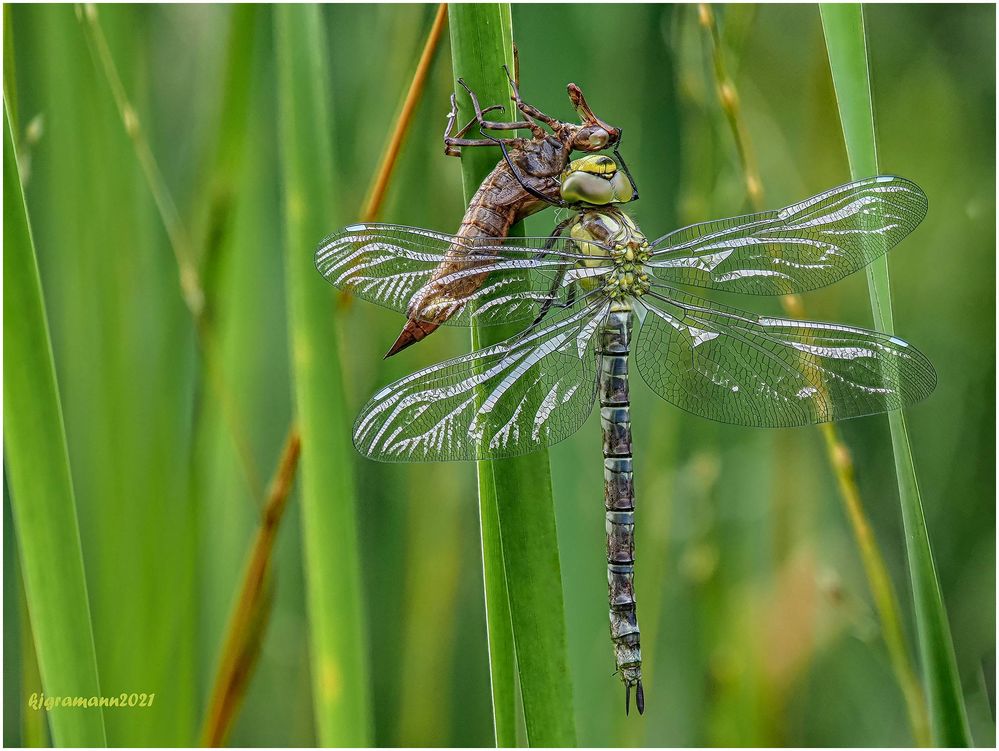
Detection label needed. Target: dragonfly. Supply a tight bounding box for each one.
[315,155,936,716]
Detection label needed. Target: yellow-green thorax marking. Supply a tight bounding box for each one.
[558,155,650,299]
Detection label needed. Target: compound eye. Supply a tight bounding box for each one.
[587,128,609,149]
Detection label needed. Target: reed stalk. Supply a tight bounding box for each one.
[698,5,930,744]
[449,5,577,745]
[274,6,369,743]
[3,98,107,748]
[820,4,971,745]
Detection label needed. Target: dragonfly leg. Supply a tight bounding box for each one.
[527,216,577,327]
[565,280,577,309]
[450,111,506,139]
[448,95,506,137]
[504,219,577,349]
[498,65,548,138]
[444,135,510,158]
[542,215,576,253]
[457,78,534,132]
[444,93,510,156]
[502,64,561,132]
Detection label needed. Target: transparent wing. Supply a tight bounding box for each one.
[635,287,936,427]
[316,223,611,327]
[646,176,927,295]
[354,301,610,462]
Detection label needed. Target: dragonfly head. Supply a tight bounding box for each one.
[566,84,640,200]
[560,155,637,207]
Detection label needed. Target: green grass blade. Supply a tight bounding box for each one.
[448,5,577,745]
[698,9,929,743]
[3,5,18,132]
[197,4,257,272]
[20,7,199,744]
[3,98,107,748]
[447,7,517,743]
[274,7,371,745]
[820,5,972,746]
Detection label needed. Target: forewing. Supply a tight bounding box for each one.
[354,301,609,462]
[635,288,936,427]
[316,223,609,326]
[647,176,927,295]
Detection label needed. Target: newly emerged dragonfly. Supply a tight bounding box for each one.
[316,156,936,716]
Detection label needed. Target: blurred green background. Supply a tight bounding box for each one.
[3,3,995,747]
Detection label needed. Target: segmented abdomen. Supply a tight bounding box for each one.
[599,303,644,714]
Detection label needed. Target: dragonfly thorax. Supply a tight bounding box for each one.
[570,208,651,297]
[605,261,651,299]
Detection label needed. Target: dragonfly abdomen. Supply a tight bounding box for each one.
[599,304,644,715]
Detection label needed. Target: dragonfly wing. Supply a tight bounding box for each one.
[316,223,608,326]
[647,176,927,295]
[354,301,610,462]
[635,287,936,427]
